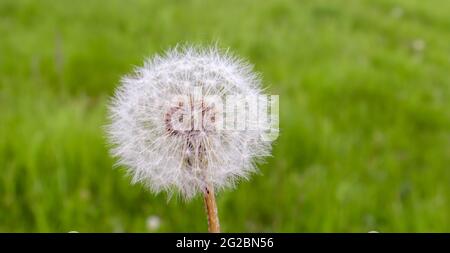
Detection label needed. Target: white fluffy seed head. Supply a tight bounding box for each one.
[106,45,274,199]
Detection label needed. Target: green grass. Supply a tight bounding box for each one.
[0,0,449,232]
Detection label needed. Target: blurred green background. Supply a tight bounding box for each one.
[1,0,449,232]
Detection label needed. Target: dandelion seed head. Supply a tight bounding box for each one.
[106,45,274,199]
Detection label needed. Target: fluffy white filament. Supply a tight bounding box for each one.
[106,45,273,199]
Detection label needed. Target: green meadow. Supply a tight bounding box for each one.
[0,0,449,232]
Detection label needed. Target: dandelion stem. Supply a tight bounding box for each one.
[204,184,220,233]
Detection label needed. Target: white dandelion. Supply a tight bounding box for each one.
[106,45,275,232]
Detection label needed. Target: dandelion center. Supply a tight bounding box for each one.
[164,96,217,138]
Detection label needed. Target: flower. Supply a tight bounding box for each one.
[106,45,273,199]
[146,215,162,231]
